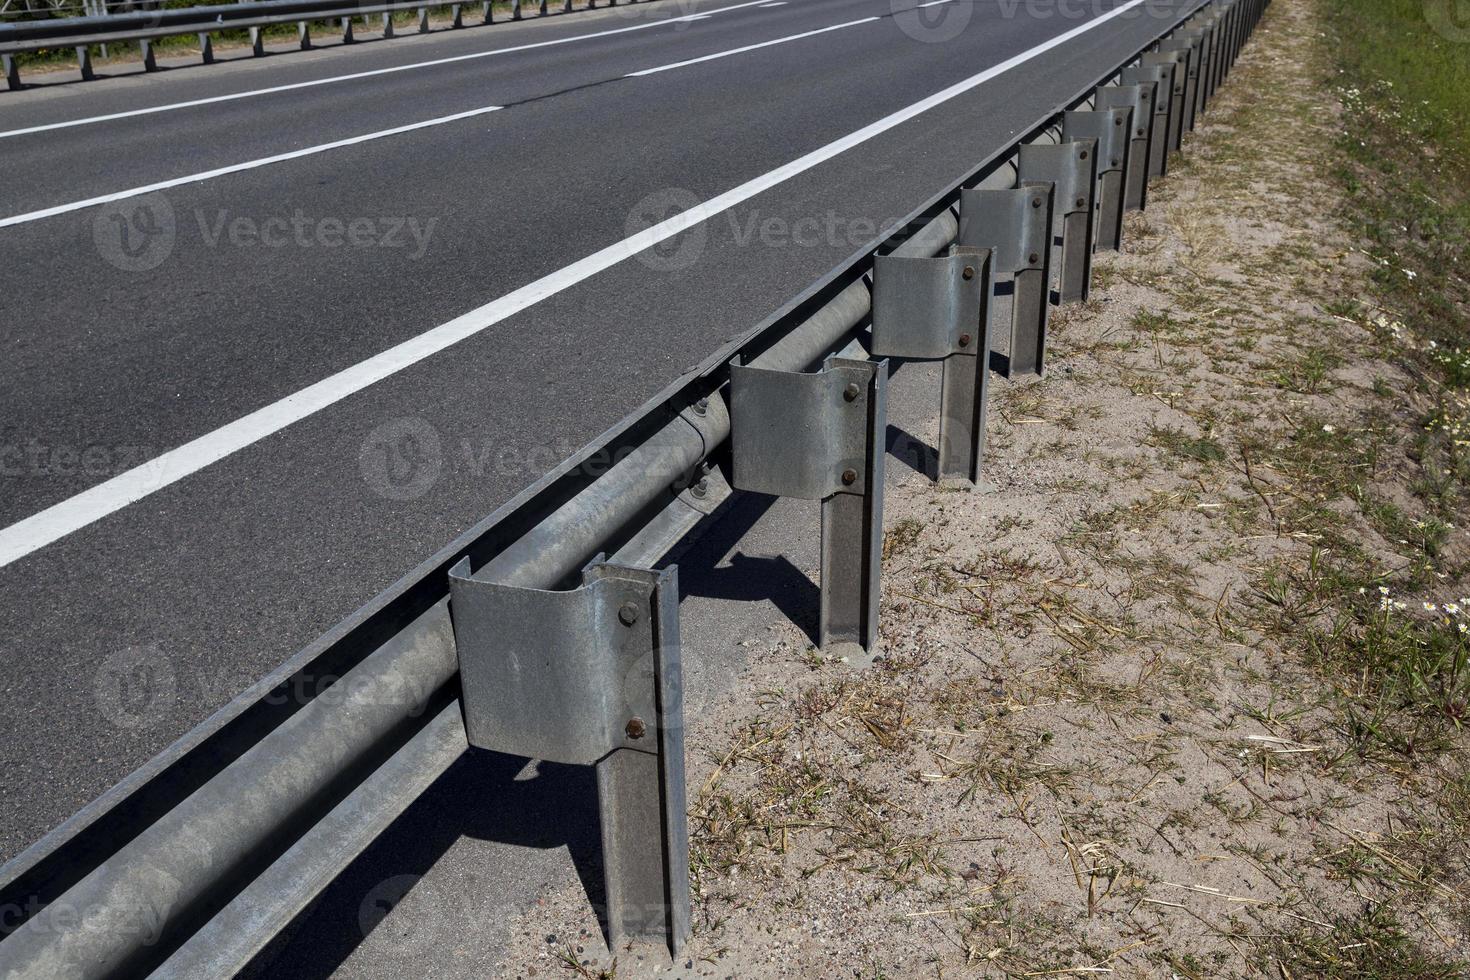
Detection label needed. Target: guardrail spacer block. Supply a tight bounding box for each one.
[1019,140,1098,306]
[871,247,994,485]
[729,355,888,652]
[1122,61,1174,178]
[249,25,264,56]
[75,45,93,81]
[1142,49,1188,154]
[957,184,1053,378]
[1095,83,1153,212]
[450,557,690,956]
[4,53,20,90]
[1063,107,1132,252]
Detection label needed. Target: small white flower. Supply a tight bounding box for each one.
[1379,586,1391,595]
[1424,602,1439,612]
[1322,424,1336,434]
[1444,603,1460,615]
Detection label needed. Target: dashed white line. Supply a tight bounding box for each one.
[625,15,878,76]
[0,0,1151,568]
[0,104,504,228]
[0,0,772,141]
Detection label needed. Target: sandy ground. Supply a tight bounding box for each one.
[494,1,1470,976]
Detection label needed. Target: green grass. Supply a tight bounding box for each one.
[1326,0,1470,163]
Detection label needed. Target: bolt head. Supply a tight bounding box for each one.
[841,468,858,486]
[692,398,709,417]
[1115,116,1124,125]
[690,478,709,499]
[1076,197,1086,208]
[958,333,972,348]
[842,382,861,402]
[1032,198,1043,209]
[1079,149,1089,160]
[617,602,640,626]
[625,718,647,739]
[1028,252,1040,265]
[961,265,976,281]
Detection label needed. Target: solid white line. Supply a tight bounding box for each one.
[625,15,876,75]
[917,0,951,7]
[0,0,1149,569]
[0,0,773,141]
[758,2,788,7]
[0,104,503,228]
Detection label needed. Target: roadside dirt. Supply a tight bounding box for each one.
[497,1,1470,976]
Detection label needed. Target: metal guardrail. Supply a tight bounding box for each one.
[0,0,1268,975]
[1,0,651,89]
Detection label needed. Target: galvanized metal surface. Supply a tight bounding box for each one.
[0,0,1273,973]
[1094,83,1154,212]
[1062,107,1133,251]
[1019,139,1098,304]
[956,185,1053,378]
[871,248,994,484]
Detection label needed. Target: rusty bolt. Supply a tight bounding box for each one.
[625,718,647,739]
[961,265,975,281]
[692,398,709,417]
[958,333,972,348]
[841,468,858,486]
[1028,252,1040,265]
[690,478,709,499]
[1076,197,1086,208]
[1032,197,1043,209]
[1079,149,1088,160]
[1111,159,1120,168]
[1138,127,1147,136]
[843,382,861,402]
[618,602,640,626]
[1115,116,1124,126]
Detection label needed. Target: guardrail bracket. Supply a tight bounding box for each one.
[872,247,994,485]
[450,558,691,957]
[729,355,887,652]
[1063,107,1132,251]
[957,185,1053,378]
[1019,140,1098,305]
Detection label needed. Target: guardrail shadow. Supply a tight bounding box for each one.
[242,748,602,979]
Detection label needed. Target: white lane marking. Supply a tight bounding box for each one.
[758,2,788,6]
[917,0,951,6]
[0,0,772,141]
[0,104,503,228]
[0,0,1149,569]
[625,15,877,75]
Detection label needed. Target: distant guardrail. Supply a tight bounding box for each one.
[1,0,651,90]
[0,0,1266,975]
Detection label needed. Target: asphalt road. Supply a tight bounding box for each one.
[0,0,1190,905]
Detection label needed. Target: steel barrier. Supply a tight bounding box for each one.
[0,0,1270,974]
[1,0,657,90]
